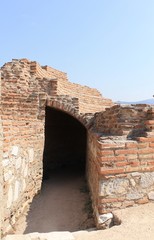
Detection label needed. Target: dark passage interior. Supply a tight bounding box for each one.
[43,107,87,178]
[24,107,95,233]
[25,107,94,233]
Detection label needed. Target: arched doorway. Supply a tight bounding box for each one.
[25,106,94,233]
[43,106,87,178]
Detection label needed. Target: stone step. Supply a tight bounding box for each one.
[2,231,75,240]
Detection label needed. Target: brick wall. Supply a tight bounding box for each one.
[94,104,153,137]
[1,58,154,235]
[1,59,45,236]
[86,132,100,227]
[97,136,154,214]
[29,60,114,113]
[0,58,113,235]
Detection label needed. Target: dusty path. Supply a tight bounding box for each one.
[9,202,154,240]
[73,202,154,240]
[23,165,94,233]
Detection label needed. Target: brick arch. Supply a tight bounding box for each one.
[46,96,94,129]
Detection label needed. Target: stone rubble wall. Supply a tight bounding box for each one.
[1,59,45,237]
[97,136,154,214]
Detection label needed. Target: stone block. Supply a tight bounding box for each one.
[24,165,28,177]
[2,159,10,167]
[148,191,154,200]
[28,148,34,162]
[7,186,13,208]
[11,146,19,156]
[140,173,154,188]
[4,170,13,182]
[14,180,20,202]
[131,172,141,177]
[126,191,143,200]
[100,178,129,196]
[15,157,22,169]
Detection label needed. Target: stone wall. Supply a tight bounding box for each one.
[1,58,154,237]
[92,105,154,216]
[1,60,45,236]
[97,137,154,214]
[0,58,113,237]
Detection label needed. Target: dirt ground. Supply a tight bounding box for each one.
[14,166,154,240]
[73,202,154,240]
[16,165,94,234]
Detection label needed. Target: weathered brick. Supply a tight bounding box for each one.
[115,149,138,155]
[135,197,149,204]
[149,142,154,147]
[138,148,154,154]
[99,150,114,156]
[125,142,138,149]
[115,162,129,167]
[137,137,154,142]
[99,197,124,203]
[100,168,124,175]
[99,156,126,162]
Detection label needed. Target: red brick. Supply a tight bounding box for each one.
[136,197,149,204]
[115,149,138,155]
[100,168,124,175]
[99,156,126,162]
[130,161,140,167]
[147,161,154,166]
[98,143,117,149]
[115,162,129,167]
[140,166,154,172]
[122,201,134,208]
[125,167,140,173]
[137,137,154,142]
[138,148,154,154]
[149,143,154,147]
[99,197,124,203]
[99,150,114,156]
[125,142,138,149]
[145,120,154,125]
[138,142,149,148]
[139,154,154,160]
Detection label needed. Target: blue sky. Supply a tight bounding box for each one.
[1,0,154,101]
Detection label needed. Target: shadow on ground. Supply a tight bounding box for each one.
[24,165,95,233]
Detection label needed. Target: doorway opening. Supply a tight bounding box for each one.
[25,107,94,233]
[43,107,87,177]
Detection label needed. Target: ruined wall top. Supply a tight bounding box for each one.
[0,58,114,114]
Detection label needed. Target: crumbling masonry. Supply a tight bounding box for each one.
[1,59,154,237]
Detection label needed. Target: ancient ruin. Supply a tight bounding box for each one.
[1,59,154,239]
